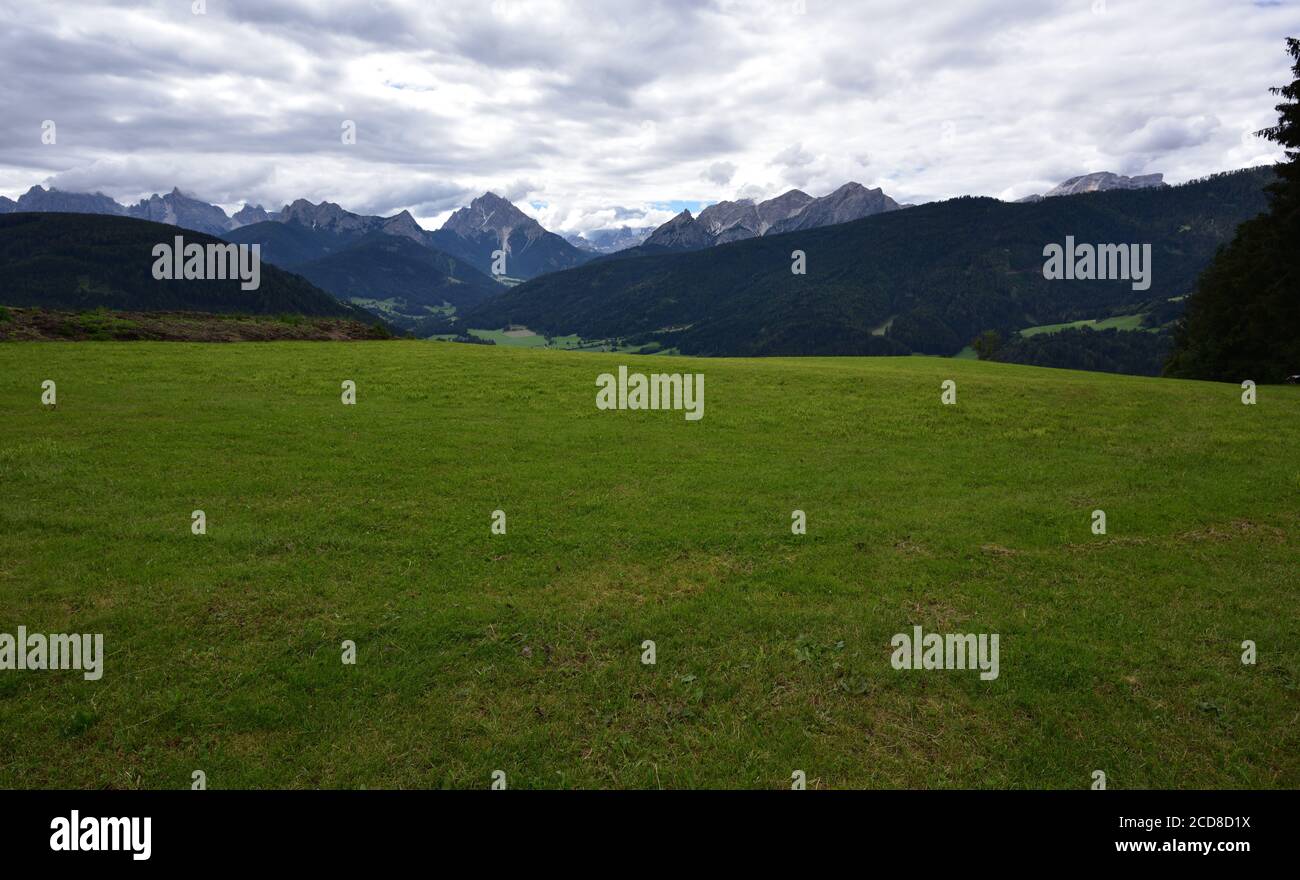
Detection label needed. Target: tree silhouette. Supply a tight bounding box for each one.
[1166,38,1300,382]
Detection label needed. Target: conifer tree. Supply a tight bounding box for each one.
[1166,38,1300,382]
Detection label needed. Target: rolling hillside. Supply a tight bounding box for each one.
[1,341,1295,788]
[292,234,502,311]
[0,213,374,320]
[221,219,354,267]
[226,218,502,331]
[465,167,1274,357]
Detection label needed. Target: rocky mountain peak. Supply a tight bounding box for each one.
[643,209,713,250]
[1013,171,1169,202]
[766,181,900,235]
[640,181,901,251]
[276,199,375,235]
[441,192,540,241]
[562,225,655,254]
[427,191,589,279]
[13,185,125,215]
[127,189,233,236]
[1045,171,1166,197]
[380,209,428,243]
[231,204,277,227]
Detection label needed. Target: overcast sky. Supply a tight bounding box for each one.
[0,0,1293,233]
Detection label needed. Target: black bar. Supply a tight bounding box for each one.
[0,790,1288,865]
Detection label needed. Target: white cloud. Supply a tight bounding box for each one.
[0,0,1291,232]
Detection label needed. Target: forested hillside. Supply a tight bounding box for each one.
[0,213,374,320]
[465,167,1274,358]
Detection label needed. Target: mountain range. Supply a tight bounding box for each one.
[3,165,1246,362]
[622,182,903,257]
[564,226,656,253]
[464,167,1274,357]
[222,202,501,334]
[0,168,1167,268]
[0,185,592,283]
[0,185,600,333]
[1016,171,1167,203]
[0,185,251,236]
[0,178,910,271]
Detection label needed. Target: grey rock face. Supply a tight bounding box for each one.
[379,209,429,244]
[694,189,817,244]
[697,198,762,242]
[440,191,542,243]
[642,210,714,251]
[127,187,232,235]
[231,204,278,227]
[14,185,125,215]
[1044,171,1166,198]
[642,183,898,252]
[768,182,900,234]
[432,192,590,279]
[755,189,815,232]
[272,200,458,258]
[565,226,654,253]
[276,199,382,235]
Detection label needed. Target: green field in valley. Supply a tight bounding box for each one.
[1,341,1297,789]
[466,327,581,348]
[465,327,656,353]
[1019,314,1151,337]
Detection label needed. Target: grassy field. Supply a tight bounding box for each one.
[465,327,652,353]
[1019,314,1150,337]
[466,327,580,348]
[1,341,1297,789]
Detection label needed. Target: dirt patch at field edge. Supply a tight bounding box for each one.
[0,306,392,342]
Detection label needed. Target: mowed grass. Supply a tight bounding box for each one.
[0,341,1297,790]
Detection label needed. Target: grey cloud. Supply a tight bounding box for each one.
[500,179,543,202]
[0,0,1291,220]
[701,161,737,186]
[1119,115,1222,154]
[772,143,816,169]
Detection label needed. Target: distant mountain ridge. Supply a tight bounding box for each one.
[564,226,655,253]
[1017,171,1168,203]
[464,167,1274,358]
[641,209,714,251]
[770,183,901,233]
[630,182,902,256]
[428,192,592,279]
[0,184,587,330]
[223,203,501,333]
[0,185,270,235]
[0,185,588,279]
[128,188,236,236]
[3,185,128,217]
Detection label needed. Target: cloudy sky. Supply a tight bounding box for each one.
[0,0,1293,233]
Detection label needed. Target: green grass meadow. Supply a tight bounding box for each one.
[1,341,1297,789]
